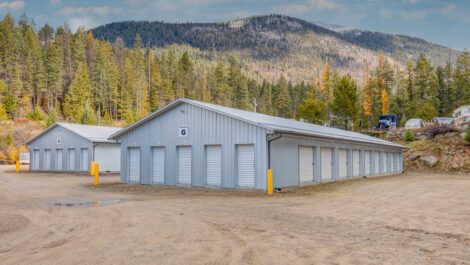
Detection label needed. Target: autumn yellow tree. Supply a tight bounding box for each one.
[362,61,372,128]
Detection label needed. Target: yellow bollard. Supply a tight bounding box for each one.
[90,161,96,176]
[94,163,99,186]
[15,161,20,172]
[267,169,273,195]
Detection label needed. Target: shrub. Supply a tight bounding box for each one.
[404,131,415,142]
[465,127,470,142]
[27,106,46,121]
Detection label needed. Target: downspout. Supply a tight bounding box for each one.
[267,133,282,191]
[267,133,283,169]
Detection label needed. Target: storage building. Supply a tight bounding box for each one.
[110,99,407,190]
[26,123,122,172]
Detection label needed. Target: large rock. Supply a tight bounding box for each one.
[463,161,470,169]
[444,132,458,138]
[419,155,438,167]
[461,132,467,140]
[450,162,461,170]
[408,153,421,161]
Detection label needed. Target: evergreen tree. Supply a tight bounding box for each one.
[233,77,250,110]
[63,63,92,122]
[213,61,228,105]
[331,75,359,130]
[297,92,326,124]
[454,50,470,105]
[275,75,292,118]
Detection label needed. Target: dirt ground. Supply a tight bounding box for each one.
[1,166,470,265]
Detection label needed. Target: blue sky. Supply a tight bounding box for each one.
[0,0,469,50]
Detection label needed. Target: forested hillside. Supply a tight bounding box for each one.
[0,13,469,130]
[92,14,460,81]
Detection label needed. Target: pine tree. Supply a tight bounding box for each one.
[44,42,63,111]
[233,77,250,110]
[454,50,470,105]
[275,75,292,118]
[63,63,92,122]
[297,92,326,124]
[213,61,228,105]
[381,89,389,114]
[319,63,332,121]
[331,75,359,130]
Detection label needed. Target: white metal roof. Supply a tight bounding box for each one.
[111,98,407,149]
[26,123,122,145]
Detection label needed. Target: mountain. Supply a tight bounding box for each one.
[92,14,460,82]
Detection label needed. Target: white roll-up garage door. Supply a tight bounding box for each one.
[338,149,348,178]
[364,151,371,176]
[152,147,165,184]
[382,152,388,173]
[374,151,380,175]
[177,146,192,185]
[33,149,40,170]
[81,148,89,171]
[69,149,75,171]
[237,145,255,188]
[299,146,314,183]
[206,145,222,186]
[95,144,121,172]
[44,149,51,171]
[320,148,333,181]
[352,150,360,177]
[56,149,63,171]
[128,147,141,183]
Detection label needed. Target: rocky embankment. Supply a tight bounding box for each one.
[385,130,470,173]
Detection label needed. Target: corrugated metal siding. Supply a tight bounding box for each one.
[118,103,269,189]
[28,126,93,172]
[270,135,404,188]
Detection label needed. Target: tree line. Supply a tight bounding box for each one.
[0,14,469,131]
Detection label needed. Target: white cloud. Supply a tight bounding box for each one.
[67,17,96,32]
[400,3,457,20]
[50,0,61,4]
[55,6,122,16]
[402,0,420,3]
[0,0,25,10]
[379,8,393,19]
[273,0,343,14]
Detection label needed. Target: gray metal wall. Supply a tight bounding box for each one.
[117,102,269,189]
[270,134,404,188]
[28,126,93,172]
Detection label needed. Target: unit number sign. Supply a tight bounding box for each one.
[179,126,189,137]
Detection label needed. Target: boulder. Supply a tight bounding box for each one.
[463,161,470,169]
[450,162,461,170]
[419,155,438,167]
[417,135,427,140]
[461,132,467,139]
[444,132,458,138]
[408,153,421,161]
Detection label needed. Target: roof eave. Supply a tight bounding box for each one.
[273,129,408,150]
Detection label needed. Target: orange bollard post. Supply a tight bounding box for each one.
[15,161,20,172]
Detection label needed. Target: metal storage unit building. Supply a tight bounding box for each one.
[111,99,407,190]
[26,123,122,173]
